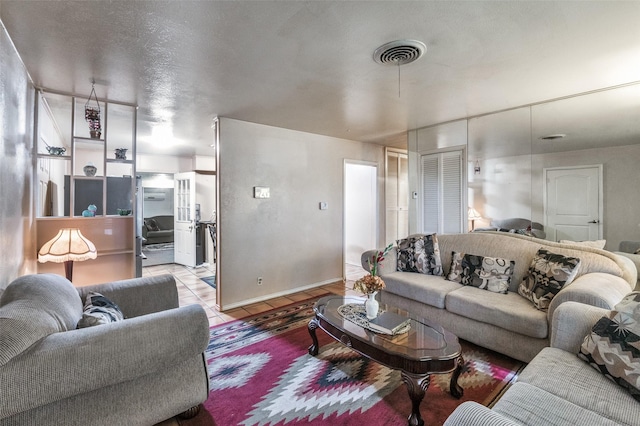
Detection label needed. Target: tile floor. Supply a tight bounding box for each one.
[150,261,367,425]
[142,262,368,327]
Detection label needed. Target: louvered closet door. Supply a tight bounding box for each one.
[420,151,463,234]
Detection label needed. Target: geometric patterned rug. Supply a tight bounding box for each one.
[200,275,216,289]
[182,294,525,426]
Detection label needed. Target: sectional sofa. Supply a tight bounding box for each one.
[444,300,640,425]
[362,232,637,363]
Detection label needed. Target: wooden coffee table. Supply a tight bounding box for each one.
[308,295,463,426]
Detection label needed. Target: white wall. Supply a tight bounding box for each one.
[218,118,384,309]
[345,163,377,265]
[468,155,532,229]
[1,26,37,289]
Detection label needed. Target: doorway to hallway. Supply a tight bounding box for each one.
[344,161,378,279]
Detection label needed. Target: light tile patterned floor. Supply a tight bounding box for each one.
[142,262,367,327]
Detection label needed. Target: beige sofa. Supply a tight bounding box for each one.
[0,273,210,426]
[362,232,637,362]
[444,301,640,425]
[615,240,640,290]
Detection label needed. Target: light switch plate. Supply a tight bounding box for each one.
[254,187,270,198]
[319,202,328,210]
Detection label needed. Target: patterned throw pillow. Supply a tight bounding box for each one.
[579,291,640,401]
[446,252,514,294]
[145,218,160,231]
[396,234,443,276]
[77,292,125,328]
[518,248,581,311]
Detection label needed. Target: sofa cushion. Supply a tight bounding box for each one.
[446,252,514,294]
[578,291,640,401]
[518,248,581,311]
[492,382,621,426]
[382,272,461,309]
[0,274,83,367]
[446,286,548,338]
[396,234,443,276]
[519,347,640,425]
[77,292,125,328]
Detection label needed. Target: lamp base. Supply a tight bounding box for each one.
[64,260,74,281]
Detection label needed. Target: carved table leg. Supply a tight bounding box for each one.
[401,371,431,426]
[449,355,465,399]
[308,317,319,355]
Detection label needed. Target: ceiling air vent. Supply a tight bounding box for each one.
[373,40,426,66]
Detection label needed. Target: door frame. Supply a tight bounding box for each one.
[543,164,603,240]
[343,160,379,280]
[174,171,197,267]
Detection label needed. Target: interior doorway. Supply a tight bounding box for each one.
[344,161,378,281]
[544,165,603,242]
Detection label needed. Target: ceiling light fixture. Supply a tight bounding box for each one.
[374,39,427,98]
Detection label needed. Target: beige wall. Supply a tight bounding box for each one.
[217,118,384,309]
[0,24,36,290]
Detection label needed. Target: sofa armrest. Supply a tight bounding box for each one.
[77,274,178,318]
[361,248,398,277]
[547,272,630,325]
[550,301,609,353]
[0,304,208,419]
[444,402,520,426]
[614,252,640,290]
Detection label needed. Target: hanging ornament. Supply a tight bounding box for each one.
[85,82,102,139]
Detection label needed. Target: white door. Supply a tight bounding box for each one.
[544,165,603,242]
[174,172,197,267]
[344,162,377,266]
[385,150,409,245]
[420,150,464,234]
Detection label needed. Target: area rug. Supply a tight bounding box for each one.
[141,243,174,266]
[183,296,525,426]
[201,276,216,289]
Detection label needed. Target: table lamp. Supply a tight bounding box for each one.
[38,228,97,281]
[468,207,482,231]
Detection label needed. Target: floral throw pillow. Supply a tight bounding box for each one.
[396,234,443,276]
[518,248,581,311]
[446,252,514,294]
[578,291,640,401]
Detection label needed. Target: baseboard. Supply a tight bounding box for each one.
[221,277,342,311]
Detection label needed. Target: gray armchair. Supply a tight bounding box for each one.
[474,217,546,239]
[0,273,209,426]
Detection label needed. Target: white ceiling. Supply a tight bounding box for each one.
[2,1,640,156]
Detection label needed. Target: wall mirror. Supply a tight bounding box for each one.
[530,84,640,250]
[466,83,640,250]
[467,107,534,236]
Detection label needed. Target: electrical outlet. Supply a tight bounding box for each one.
[257,277,263,286]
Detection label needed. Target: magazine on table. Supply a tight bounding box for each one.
[368,311,411,335]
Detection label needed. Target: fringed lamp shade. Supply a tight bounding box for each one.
[38,228,97,281]
[468,207,482,231]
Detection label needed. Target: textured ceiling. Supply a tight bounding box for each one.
[1,1,640,155]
